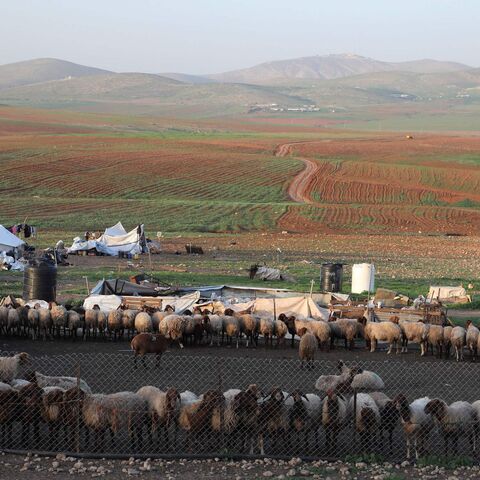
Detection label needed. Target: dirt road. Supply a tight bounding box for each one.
[275,142,318,204]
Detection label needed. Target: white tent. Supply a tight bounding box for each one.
[0,225,24,255]
[67,223,145,256]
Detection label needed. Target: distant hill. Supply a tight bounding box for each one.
[0,58,112,90]
[159,72,216,84]
[207,54,472,84]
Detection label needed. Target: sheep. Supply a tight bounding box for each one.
[31,371,92,394]
[134,311,153,333]
[17,381,43,446]
[202,314,223,347]
[362,317,402,354]
[329,318,361,350]
[0,384,19,444]
[394,395,433,459]
[274,319,288,347]
[298,328,317,369]
[257,387,288,455]
[27,307,40,340]
[424,398,477,455]
[223,315,240,348]
[41,386,66,447]
[84,307,99,339]
[278,313,296,348]
[103,391,149,450]
[10,378,31,390]
[425,324,444,358]
[130,333,170,368]
[286,390,322,451]
[399,319,429,355]
[6,308,19,336]
[61,386,87,449]
[338,360,385,391]
[136,386,181,447]
[34,305,52,341]
[465,320,479,361]
[67,310,83,340]
[0,352,30,383]
[369,391,399,453]
[182,314,204,346]
[0,306,8,334]
[451,326,466,362]
[122,309,138,339]
[443,325,453,359]
[160,314,185,348]
[315,362,363,395]
[107,309,123,341]
[16,306,29,337]
[229,310,257,348]
[178,389,224,451]
[82,393,111,451]
[258,316,275,347]
[219,387,260,453]
[151,310,166,332]
[50,303,67,337]
[348,393,380,451]
[322,389,348,453]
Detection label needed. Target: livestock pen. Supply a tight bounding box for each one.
[0,351,479,462]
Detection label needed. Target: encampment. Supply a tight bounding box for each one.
[67,222,146,256]
[428,286,470,304]
[0,225,25,258]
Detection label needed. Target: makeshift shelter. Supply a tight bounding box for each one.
[0,225,24,257]
[428,286,470,304]
[226,296,330,321]
[91,279,170,296]
[67,223,146,256]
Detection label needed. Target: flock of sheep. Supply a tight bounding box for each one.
[0,353,477,459]
[1,301,477,363]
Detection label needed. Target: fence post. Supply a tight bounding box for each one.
[76,363,81,453]
[353,389,357,449]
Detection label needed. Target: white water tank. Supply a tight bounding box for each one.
[351,263,375,294]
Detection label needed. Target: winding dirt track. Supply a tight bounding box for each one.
[275,142,318,203]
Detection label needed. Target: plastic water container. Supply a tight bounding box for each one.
[23,259,57,302]
[351,263,375,294]
[320,263,343,292]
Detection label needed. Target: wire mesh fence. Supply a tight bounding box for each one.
[1,351,480,461]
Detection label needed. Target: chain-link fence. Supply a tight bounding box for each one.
[1,352,480,461]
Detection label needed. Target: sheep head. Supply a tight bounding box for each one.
[424,399,447,421]
[224,308,235,317]
[297,327,308,337]
[17,352,31,366]
[389,316,400,324]
[265,387,284,403]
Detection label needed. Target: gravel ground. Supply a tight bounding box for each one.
[0,452,478,479]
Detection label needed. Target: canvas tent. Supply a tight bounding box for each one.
[428,286,470,303]
[91,279,170,296]
[0,225,24,258]
[67,223,145,256]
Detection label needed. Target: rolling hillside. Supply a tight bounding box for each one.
[208,54,472,84]
[0,58,112,90]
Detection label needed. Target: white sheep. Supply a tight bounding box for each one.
[338,360,385,390]
[121,309,138,337]
[348,393,380,450]
[274,320,288,347]
[136,386,181,444]
[82,393,110,450]
[466,321,479,361]
[425,398,477,455]
[451,326,466,362]
[258,317,275,347]
[50,304,67,337]
[27,308,40,340]
[425,324,444,357]
[67,310,83,339]
[399,319,428,355]
[161,314,185,348]
[394,395,434,459]
[135,311,153,333]
[203,314,223,347]
[298,329,317,369]
[0,353,30,383]
[363,318,401,354]
[33,371,92,394]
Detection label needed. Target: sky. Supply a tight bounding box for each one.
[1,0,479,74]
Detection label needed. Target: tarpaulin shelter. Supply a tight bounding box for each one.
[428,286,470,303]
[0,225,24,257]
[91,279,170,296]
[67,223,145,256]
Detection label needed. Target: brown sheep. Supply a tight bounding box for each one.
[298,327,318,370]
[131,333,170,368]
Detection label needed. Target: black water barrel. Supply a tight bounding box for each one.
[320,263,343,292]
[23,259,57,302]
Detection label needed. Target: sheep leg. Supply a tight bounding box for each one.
[142,355,147,368]
[387,342,393,354]
[258,433,265,455]
[370,338,376,353]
